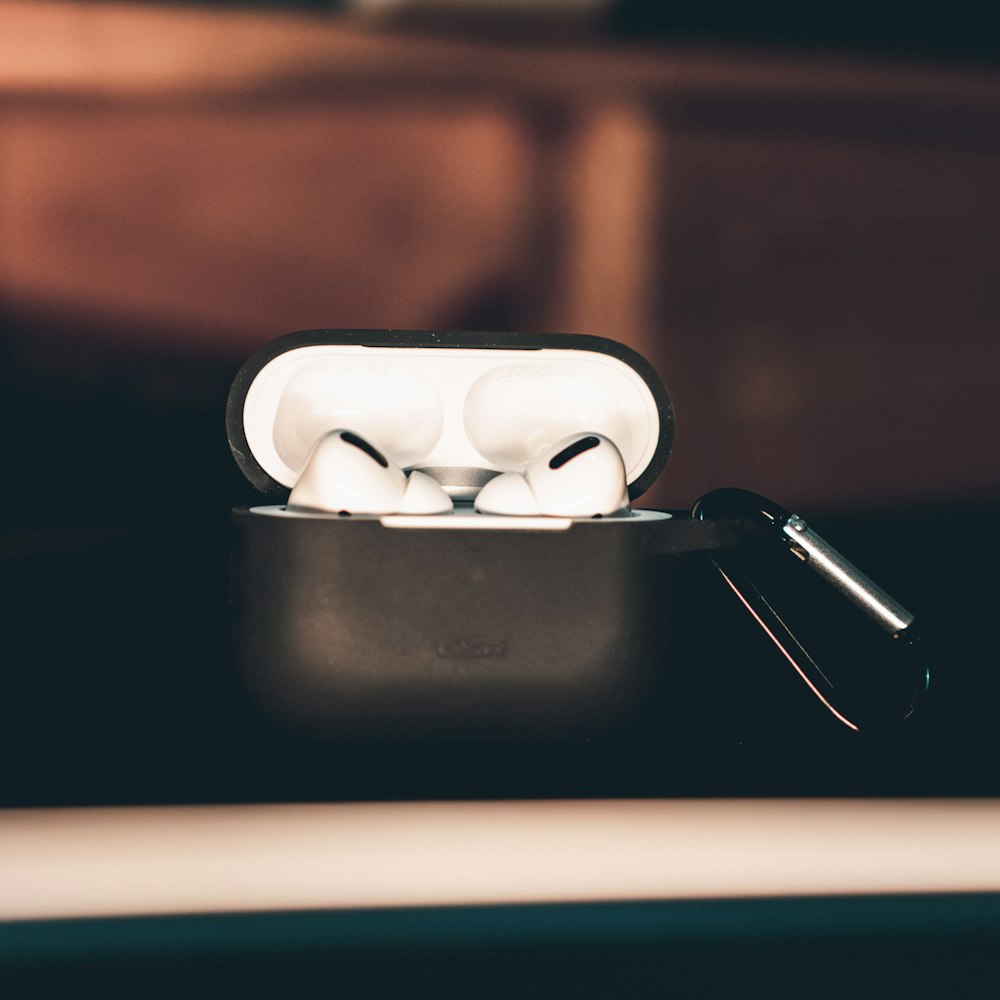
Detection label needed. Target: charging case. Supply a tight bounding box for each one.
[227,330,741,739]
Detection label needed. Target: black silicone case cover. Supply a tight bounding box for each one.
[227,330,739,739]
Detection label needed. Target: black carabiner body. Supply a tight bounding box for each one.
[693,488,929,732]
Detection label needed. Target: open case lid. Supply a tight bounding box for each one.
[226,330,675,503]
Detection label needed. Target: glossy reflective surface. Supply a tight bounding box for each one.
[694,488,930,732]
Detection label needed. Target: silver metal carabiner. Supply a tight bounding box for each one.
[692,488,929,732]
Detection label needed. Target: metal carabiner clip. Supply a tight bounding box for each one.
[692,488,930,732]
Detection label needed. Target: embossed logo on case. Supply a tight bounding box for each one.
[437,637,508,658]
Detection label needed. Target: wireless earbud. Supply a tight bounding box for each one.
[474,433,630,517]
[287,429,453,515]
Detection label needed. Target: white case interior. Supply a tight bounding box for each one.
[242,344,663,501]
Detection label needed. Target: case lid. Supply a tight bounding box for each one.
[226,330,675,502]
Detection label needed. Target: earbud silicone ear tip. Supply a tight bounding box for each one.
[286,429,454,516]
[474,435,630,518]
[398,470,454,515]
[474,472,543,516]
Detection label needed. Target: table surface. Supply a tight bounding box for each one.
[2,798,1000,922]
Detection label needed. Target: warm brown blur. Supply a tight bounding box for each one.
[4,1,1000,511]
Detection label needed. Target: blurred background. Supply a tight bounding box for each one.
[2,0,1000,807]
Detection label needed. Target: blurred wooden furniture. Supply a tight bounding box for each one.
[3,1,1000,509]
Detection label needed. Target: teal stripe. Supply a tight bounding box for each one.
[2,894,1000,967]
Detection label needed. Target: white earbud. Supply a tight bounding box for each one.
[474,433,630,517]
[287,429,453,515]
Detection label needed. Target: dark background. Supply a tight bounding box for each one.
[3,6,1000,997]
[0,264,995,811]
[1,0,998,808]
